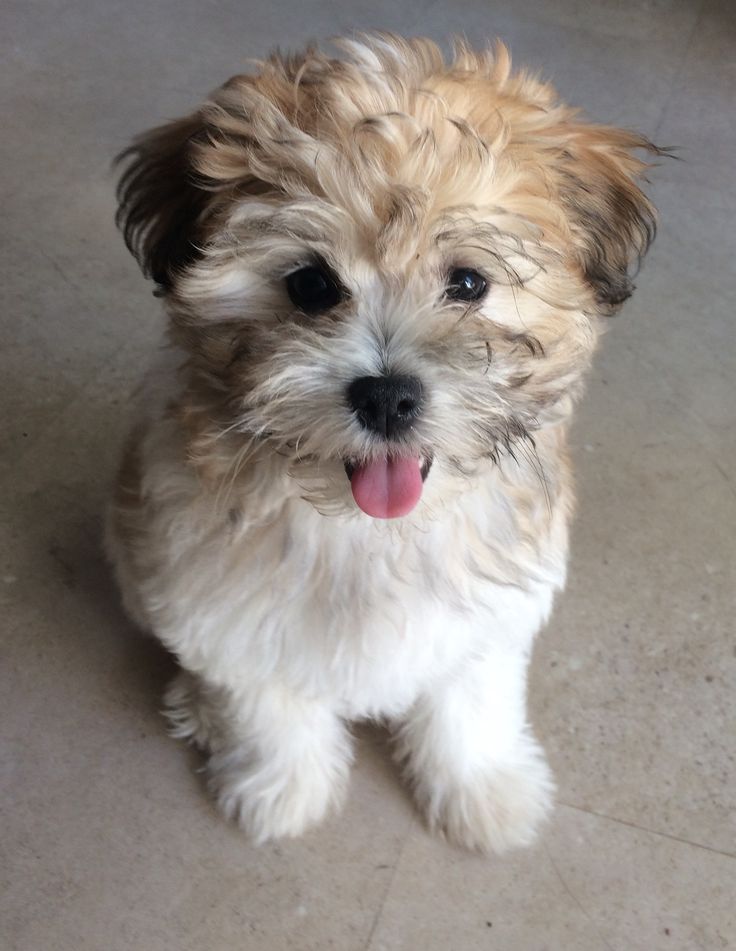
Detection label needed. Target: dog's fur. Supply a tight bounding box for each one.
[107,35,657,852]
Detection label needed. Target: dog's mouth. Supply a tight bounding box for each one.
[343,454,433,519]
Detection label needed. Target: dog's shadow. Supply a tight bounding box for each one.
[41,484,178,721]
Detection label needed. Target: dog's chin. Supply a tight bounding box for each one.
[342,453,433,520]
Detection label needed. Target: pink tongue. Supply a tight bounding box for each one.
[350,457,423,519]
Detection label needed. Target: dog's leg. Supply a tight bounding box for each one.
[191,679,354,843]
[394,642,554,853]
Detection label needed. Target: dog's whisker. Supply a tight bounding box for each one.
[212,415,250,442]
[512,432,553,518]
[214,436,259,513]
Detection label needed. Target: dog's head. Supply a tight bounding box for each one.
[117,35,658,519]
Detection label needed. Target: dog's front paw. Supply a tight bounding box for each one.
[163,670,226,751]
[419,744,555,854]
[207,747,349,843]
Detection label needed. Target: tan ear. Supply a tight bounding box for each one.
[560,129,660,314]
[115,114,210,291]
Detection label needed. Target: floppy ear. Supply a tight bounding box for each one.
[560,129,660,314]
[115,114,211,291]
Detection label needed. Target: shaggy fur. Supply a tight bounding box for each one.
[108,35,658,852]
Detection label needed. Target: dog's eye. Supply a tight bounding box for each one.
[286,264,345,313]
[445,268,488,303]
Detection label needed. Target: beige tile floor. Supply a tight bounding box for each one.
[1,1,734,949]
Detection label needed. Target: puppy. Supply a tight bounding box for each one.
[108,35,658,852]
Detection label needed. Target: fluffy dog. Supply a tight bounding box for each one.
[108,34,658,852]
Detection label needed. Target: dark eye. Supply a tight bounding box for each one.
[285,263,345,313]
[445,268,488,303]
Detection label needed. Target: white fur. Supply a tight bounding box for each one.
[107,349,565,851]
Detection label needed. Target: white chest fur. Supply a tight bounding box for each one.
[133,431,560,720]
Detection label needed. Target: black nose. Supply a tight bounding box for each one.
[347,375,423,438]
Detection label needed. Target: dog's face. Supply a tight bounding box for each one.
[118,36,656,518]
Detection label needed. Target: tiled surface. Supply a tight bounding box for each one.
[369,806,736,951]
[1,1,734,948]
